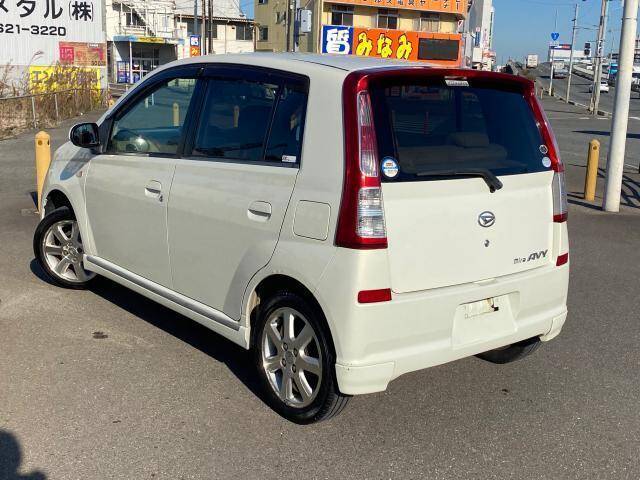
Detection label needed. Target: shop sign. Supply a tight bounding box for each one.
[189,35,201,56]
[58,41,106,66]
[29,64,101,91]
[321,25,353,55]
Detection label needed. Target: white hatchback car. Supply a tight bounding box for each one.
[35,53,569,423]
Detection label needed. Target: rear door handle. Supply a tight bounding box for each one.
[248,201,272,222]
[145,180,163,202]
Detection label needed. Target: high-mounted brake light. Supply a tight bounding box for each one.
[336,74,388,249]
[530,96,568,223]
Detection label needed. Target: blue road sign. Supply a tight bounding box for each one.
[551,32,560,41]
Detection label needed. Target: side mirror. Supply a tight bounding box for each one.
[69,122,100,148]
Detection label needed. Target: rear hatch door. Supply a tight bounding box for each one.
[369,73,555,293]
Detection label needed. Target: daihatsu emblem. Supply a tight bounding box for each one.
[478,211,496,228]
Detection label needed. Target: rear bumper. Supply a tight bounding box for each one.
[316,251,569,395]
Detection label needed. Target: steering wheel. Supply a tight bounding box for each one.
[112,128,159,153]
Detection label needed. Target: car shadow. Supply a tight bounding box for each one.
[0,430,46,479]
[87,276,267,404]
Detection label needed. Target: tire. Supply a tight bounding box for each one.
[253,291,350,424]
[475,337,542,365]
[33,206,96,289]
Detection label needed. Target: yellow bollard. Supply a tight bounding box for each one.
[35,131,51,213]
[584,139,600,201]
[172,102,180,127]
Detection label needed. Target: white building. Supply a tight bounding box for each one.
[105,0,254,84]
[464,0,495,70]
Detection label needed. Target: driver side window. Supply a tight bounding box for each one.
[108,78,197,156]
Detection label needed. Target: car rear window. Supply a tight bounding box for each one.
[368,79,549,182]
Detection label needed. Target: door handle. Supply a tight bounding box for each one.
[145,180,163,202]
[248,201,272,222]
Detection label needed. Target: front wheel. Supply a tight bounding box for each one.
[33,206,96,289]
[253,291,350,423]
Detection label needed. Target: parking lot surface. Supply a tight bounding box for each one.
[1,98,639,479]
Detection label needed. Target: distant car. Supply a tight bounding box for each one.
[554,69,568,79]
[589,81,610,93]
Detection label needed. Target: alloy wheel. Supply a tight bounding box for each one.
[261,307,323,408]
[41,220,95,283]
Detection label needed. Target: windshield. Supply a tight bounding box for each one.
[368,79,550,182]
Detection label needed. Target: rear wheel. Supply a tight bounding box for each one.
[33,207,96,289]
[476,337,541,364]
[253,291,349,423]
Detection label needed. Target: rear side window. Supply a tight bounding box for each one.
[369,80,547,181]
[191,76,308,165]
[192,79,278,162]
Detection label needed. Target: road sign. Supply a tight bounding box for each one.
[551,32,560,41]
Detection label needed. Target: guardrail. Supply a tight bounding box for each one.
[0,88,109,139]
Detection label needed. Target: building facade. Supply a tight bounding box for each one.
[463,0,494,70]
[255,0,468,66]
[106,0,255,84]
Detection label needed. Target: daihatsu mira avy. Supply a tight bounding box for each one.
[34,53,569,423]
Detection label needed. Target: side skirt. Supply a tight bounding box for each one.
[84,255,250,349]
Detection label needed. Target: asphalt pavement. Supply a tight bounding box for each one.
[0,99,639,479]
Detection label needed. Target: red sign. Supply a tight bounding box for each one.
[190,45,201,57]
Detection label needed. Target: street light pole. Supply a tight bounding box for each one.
[603,0,639,212]
[590,0,609,115]
[566,3,579,103]
[549,8,558,96]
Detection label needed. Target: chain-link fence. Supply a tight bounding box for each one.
[0,88,110,139]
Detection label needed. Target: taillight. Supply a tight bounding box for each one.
[336,76,387,249]
[530,96,567,223]
[552,170,568,223]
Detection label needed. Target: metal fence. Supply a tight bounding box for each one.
[0,88,110,139]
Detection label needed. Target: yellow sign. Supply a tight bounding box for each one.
[138,37,166,44]
[29,66,102,92]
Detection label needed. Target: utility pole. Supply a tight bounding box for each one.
[566,3,579,103]
[549,8,558,96]
[207,0,213,53]
[201,0,206,54]
[194,0,198,36]
[590,0,609,115]
[285,0,292,52]
[293,0,300,52]
[603,0,639,212]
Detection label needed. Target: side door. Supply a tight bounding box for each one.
[85,71,200,287]
[167,67,309,319]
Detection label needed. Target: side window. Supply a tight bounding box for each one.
[109,78,196,156]
[192,78,278,162]
[264,84,307,164]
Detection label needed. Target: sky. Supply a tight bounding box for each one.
[492,0,634,64]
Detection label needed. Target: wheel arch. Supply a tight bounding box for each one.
[246,274,337,356]
[44,189,76,217]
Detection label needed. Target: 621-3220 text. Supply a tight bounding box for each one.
[0,24,67,36]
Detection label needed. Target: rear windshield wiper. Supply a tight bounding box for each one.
[416,168,503,193]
